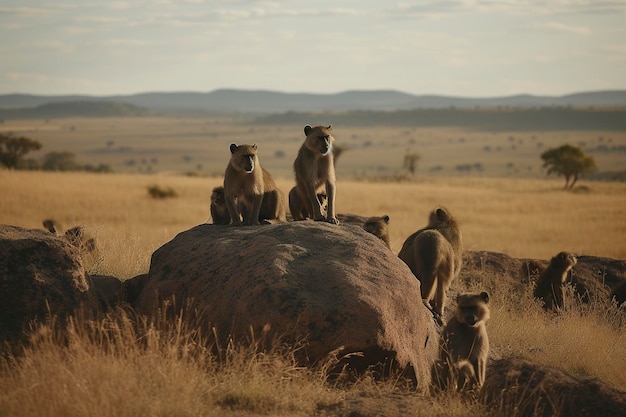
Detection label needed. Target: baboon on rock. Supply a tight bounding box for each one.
[291,125,338,224]
[209,186,231,225]
[398,207,463,319]
[432,291,490,392]
[288,186,327,221]
[223,143,286,225]
[337,213,391,248]
[42,219,96,254]
[533,251,577,311]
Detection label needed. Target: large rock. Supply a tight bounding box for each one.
[134,221,438,385]
[0,224,97,344]
[462,251,626,303]
[481,358,626,417]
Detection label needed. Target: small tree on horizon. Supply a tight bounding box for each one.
[403,149,421,175]
[0,133,42,169]
[540,143,596,189]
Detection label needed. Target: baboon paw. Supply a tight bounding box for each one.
[327,217,340,225]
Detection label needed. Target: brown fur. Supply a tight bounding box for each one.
[291,125,338,224]
[337,213,391,248]
[533,251,577,311]
[210,186,231,225]
[398,207,463,318]
[432,292,490,391]
[223,143,286,225]
[288,186,327,220]
[42,219,96,254]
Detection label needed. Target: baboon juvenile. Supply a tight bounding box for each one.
[398,207,463,319]
[223,143,286,225]
[292,124,338,224]
[432,291,490,391]
[533,251,577,311]
[42,219,96,253]
[288,186,327,220]
[209,186,231,225]
[337,213,391,248]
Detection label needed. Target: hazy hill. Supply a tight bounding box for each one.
[1,89,625,114]
[255,107,626,131]
[0,101,154,119]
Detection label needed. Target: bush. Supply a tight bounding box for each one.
[147,185,177,199]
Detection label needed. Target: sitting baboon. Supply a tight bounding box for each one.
[432,291,490,392]
[292,125,338,224]
[224,143,286,225]
[533,251,577,311]
[288,186,327,220]
[336,213,391,248]
[209,186,231,225]
[398,207,463,319]
[42,219,96,253]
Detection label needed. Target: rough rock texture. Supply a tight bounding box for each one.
[134,221,438,385]
[463,250,626,303]
[0,224,97,344]
[481,358,626,417]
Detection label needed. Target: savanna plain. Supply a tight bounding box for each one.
[1,117,626,416]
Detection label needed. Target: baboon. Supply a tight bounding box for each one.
[42,219,96,253]
[336,213,391,248]
[288,186,327,220]
[398,207,463,319]
[292,124,338,224]
[363,215,391,248]
[209,186,231,225]
[42,218,58,234]
[432,291,490,392]
[533,251,577,311]
[223,143,286,225]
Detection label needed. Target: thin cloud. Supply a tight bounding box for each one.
[540,21,590,35]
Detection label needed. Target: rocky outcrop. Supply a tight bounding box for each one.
[463,251,626,303]
[134,221,439,385]
[0,224,97,344]
[482,358,626,417]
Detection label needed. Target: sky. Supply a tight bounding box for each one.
[1,0,625,98]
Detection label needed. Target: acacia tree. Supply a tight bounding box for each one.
[0,134,42,169]
[541,144,596,189]
[403,149,421,175]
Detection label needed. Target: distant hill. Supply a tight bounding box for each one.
[1,89,625,115]
[0,101,154,119]
[254,107,626,131]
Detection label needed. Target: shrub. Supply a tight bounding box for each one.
[147,185,177,199]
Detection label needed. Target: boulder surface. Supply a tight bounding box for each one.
[134,221,438,384]
[0,224,96,344]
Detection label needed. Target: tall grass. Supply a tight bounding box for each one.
[0,308,491,417]
[1,170,625,416]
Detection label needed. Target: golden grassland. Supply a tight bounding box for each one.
[1,169,626,416]
[2,116,626,178]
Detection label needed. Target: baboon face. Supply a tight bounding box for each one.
[303,125,334,156]
[211,186,226,205]
[551,252,577,273]
[229,143,258,173]
[455,292,490,327]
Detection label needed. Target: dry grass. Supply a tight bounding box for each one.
[1,169,625,416]
[3,117,626,179]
